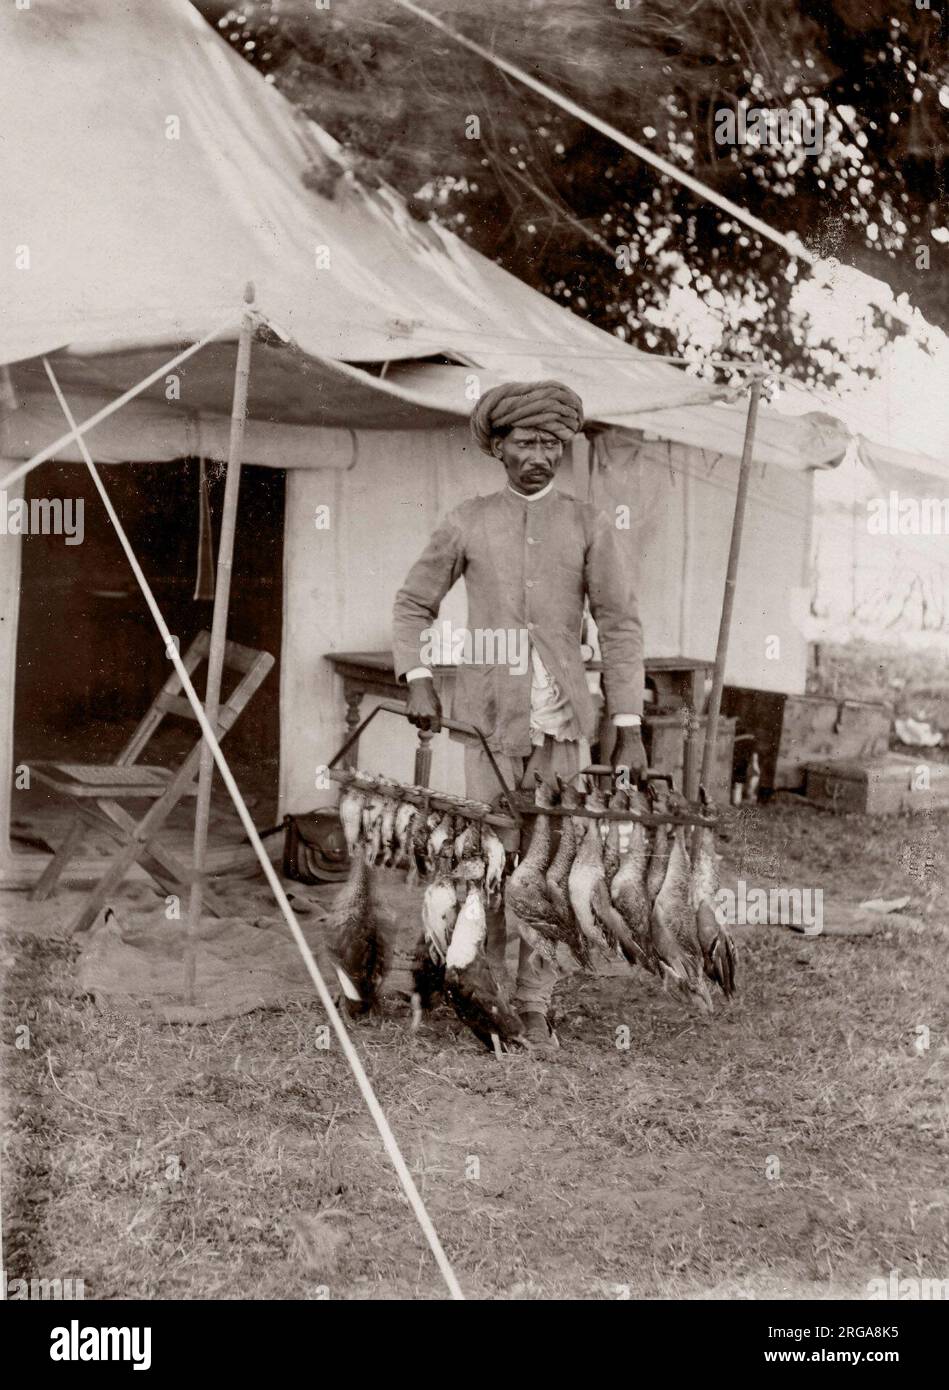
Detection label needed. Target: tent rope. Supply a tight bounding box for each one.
[0,321,236,493]
[41,357,466,1304]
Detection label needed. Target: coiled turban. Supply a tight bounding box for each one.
[470,379,584,456]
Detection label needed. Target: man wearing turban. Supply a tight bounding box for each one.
[392,380,645,1047]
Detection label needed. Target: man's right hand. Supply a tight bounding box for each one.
[405,676,442,734]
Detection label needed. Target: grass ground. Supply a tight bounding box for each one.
[3,792,947,1301]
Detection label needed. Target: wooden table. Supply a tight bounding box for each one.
[325,652,714,797]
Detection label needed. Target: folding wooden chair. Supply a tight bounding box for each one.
[29,630,274,932]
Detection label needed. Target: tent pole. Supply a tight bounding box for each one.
[694,372,763,833]
[184,284,255,1002]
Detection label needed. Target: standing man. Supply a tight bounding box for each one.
[392,380,646,1046]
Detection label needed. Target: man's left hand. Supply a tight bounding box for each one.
[611,727,647,783]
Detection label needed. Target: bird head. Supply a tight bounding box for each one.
[555,775,581,809]
[532,774,557,809]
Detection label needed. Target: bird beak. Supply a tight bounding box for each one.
[335,967,361,1003]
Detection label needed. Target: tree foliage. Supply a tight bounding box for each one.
[199,0,948,388]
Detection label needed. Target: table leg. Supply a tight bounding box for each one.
[343,687,363,768]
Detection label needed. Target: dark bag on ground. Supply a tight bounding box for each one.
[281,810,349,884]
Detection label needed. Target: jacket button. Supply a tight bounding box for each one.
[527,536,536,544]
[526,580,534,588]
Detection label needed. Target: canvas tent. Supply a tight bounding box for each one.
[0,0,849,877]
[810,436,949,638]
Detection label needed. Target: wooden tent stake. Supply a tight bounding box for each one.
[184,284,255,1002]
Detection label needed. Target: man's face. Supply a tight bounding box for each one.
[492,427,565,495]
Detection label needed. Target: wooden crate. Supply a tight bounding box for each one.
[722,687,891,792]
[805,754,949,814]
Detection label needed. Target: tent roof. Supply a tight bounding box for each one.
[0,0,848,470]
[857,436,949,488]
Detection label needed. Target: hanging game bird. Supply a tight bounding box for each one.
[505,777,589,971]
[392,799,418,870]
[609,786,657,974]
[453,818,488,884]
[445,881,528,1054]
[330,847,391,1016]
[338,784,367,859]
[362,791,388,866]
[568,783,650,971]
[545,784,577,924]
[691,787,738,999]
[410,844,459,1028]
[426,811,455,866]
[602,786,626,887]
[379,794,400,866]
[649,790,713,1014]
[481,824,507,911]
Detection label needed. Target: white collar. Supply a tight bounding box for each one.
[507,480,554,502]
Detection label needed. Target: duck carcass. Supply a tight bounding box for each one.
[453,819,487,884]
[649,797,713,1014]
[568,785,649,970]
[362,791,387,866]
[691,790,738,998]
[481,825,507,910]
[505,777,588,972]
[610,786,657,974]
[392,799,418,870]
[331,849,391,1016]
[602,787,625,886]
[426,811,455,866]
[410,845,459,1028]
[445,882,528,1054]
[338,784,367,859]
[545,783,591,971]
[379,795,400,867]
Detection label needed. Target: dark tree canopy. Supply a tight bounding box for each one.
[198,0,948,388]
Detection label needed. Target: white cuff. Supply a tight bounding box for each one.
[406,667,433,682]
[612,714,642,727]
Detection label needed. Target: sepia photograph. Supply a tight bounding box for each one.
[1,0,947,1340]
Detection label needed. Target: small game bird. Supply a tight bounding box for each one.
[338,784,367,858]
[691,787,738,999]
[392,799,418,870]
[481,825,508,910]
[379,795,400,866]
[445,881,529,1054]
[602,786,626,886]
[610,786,657,974]
[331,848,391,1016]
[505,777,587,971]
[362,792,387,866]
[410,845,458,1028]
[649,791,713,1014]
[568,784,650,970]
